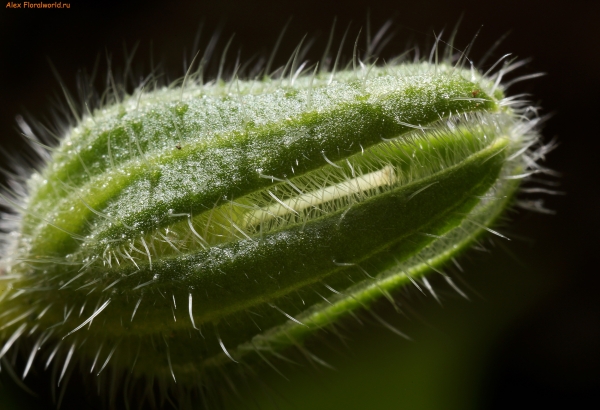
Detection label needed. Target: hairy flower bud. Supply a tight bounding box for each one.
[0,43,545,407]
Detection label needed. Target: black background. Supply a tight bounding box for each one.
[0,1,599,409]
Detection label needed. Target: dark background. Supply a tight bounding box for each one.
[0,1,598,409]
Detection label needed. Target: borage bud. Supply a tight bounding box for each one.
[0,40,545,407]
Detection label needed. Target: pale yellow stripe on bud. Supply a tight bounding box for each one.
[243,165,396,228]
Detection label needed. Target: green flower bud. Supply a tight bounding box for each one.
[0,41,544,407]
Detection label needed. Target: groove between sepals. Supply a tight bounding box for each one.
[82,112,508,274]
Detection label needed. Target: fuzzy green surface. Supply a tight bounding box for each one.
[0,62,532,398]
